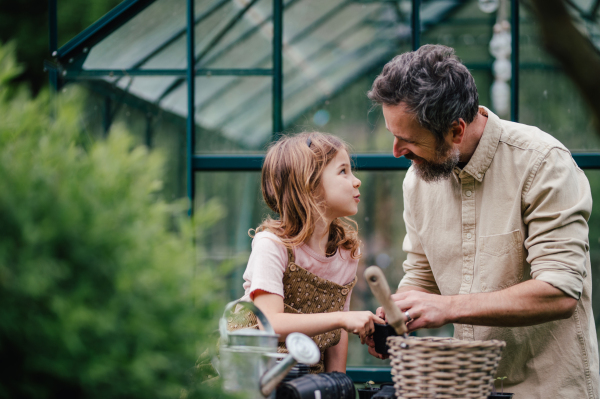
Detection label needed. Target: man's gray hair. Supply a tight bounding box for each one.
[368,45,479,142]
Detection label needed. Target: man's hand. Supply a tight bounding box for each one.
[375,280,577,331]
[376,290,450,333]
[376,286,449,332]
[366,280,577,360]
[393,290,450,332]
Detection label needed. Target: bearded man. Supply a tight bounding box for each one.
[366,44,598,398]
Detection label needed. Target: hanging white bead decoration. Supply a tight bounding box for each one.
[491,81,510,116]
[478,0,499,13]
[489,20,512,118]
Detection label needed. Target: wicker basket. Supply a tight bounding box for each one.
[387,336,506,399]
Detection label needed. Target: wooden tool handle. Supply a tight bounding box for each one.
[364,266,407,336]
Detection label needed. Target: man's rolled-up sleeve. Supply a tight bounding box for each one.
[399,179,441,295]
[523,148,592,299]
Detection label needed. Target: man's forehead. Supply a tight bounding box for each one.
[382,104,411,130]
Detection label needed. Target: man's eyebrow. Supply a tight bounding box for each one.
[391,132,417,144]
[400,136,417,143]
[385,126,415,143]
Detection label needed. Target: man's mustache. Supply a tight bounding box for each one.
[404,152,425,163]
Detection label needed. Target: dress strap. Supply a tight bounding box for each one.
[345,275,358,289]
[286,247,295,264]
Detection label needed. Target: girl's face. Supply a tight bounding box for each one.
[319,149,362,220]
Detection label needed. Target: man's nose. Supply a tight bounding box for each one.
[393,137,409,158]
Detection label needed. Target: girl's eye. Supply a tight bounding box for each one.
[340,169,346,175]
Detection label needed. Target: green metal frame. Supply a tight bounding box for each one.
[187,0,196,215]
[193,153,600,172]
[47,0,600,383]
[347,367,394,383]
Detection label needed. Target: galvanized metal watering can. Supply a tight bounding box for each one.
[218,300,320,398]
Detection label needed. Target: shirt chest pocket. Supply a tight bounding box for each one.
[478,230,524,292]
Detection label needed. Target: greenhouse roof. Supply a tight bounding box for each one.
[48,0,600,151]
[49,0,467,149]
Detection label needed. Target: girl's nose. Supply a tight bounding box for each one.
[353,176,361,188]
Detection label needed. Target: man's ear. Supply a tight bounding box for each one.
[450,119,467,144]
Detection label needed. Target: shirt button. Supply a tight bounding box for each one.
[464,275,471,282]
[466,233,472,239]
[465,190,472,197]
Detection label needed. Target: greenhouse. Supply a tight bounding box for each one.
[6,0,600,396]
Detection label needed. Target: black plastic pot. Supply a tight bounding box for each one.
[372,323,398,355]
[487,393,514,398]
[357,387,379,399]
[282,363,310,383]
[276,372,354,399]
[372,385,395,398]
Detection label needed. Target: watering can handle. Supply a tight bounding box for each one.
[220,299,276,343]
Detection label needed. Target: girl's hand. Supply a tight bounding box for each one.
[340,311,385,344]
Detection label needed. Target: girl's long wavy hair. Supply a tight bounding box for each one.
[251,132,361,258]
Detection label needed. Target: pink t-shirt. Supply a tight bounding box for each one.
[240,231,358,311]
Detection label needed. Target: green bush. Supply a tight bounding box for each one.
[0,42,228,399]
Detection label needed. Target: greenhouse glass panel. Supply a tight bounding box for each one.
[82,0,274,71]
[284,72,408,154]
[81,87,188,199]
[114,76,179,103]
[92,76,272,154]
[420,0,497,116]
[81,0,275,120]
[281,0,466,152]
[199,0,273,69]
[157,76,273,151]
[82,0,187,70]
[281,1,398,135]
[518,1,600,150]
[421,0,495,65]
[585,171,600,335]
[195,171,265,300]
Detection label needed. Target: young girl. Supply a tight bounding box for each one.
[227,132,384,374]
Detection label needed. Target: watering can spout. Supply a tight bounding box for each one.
[259,333,320,397]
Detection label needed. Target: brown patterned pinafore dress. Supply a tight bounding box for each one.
[227,247,357,374]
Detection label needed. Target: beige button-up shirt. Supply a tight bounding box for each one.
[399,107,599,398]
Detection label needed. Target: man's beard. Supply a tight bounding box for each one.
[408,140,460,183]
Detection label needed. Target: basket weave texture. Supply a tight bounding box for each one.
[387,336,506,399]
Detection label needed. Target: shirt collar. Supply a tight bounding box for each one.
[455,106,503,182]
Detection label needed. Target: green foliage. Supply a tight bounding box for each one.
[0,43,228,399]
[495,376,508,394]
[0,41,23,87]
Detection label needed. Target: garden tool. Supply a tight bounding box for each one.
[364,265,408,337]
[218,300,320,398]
